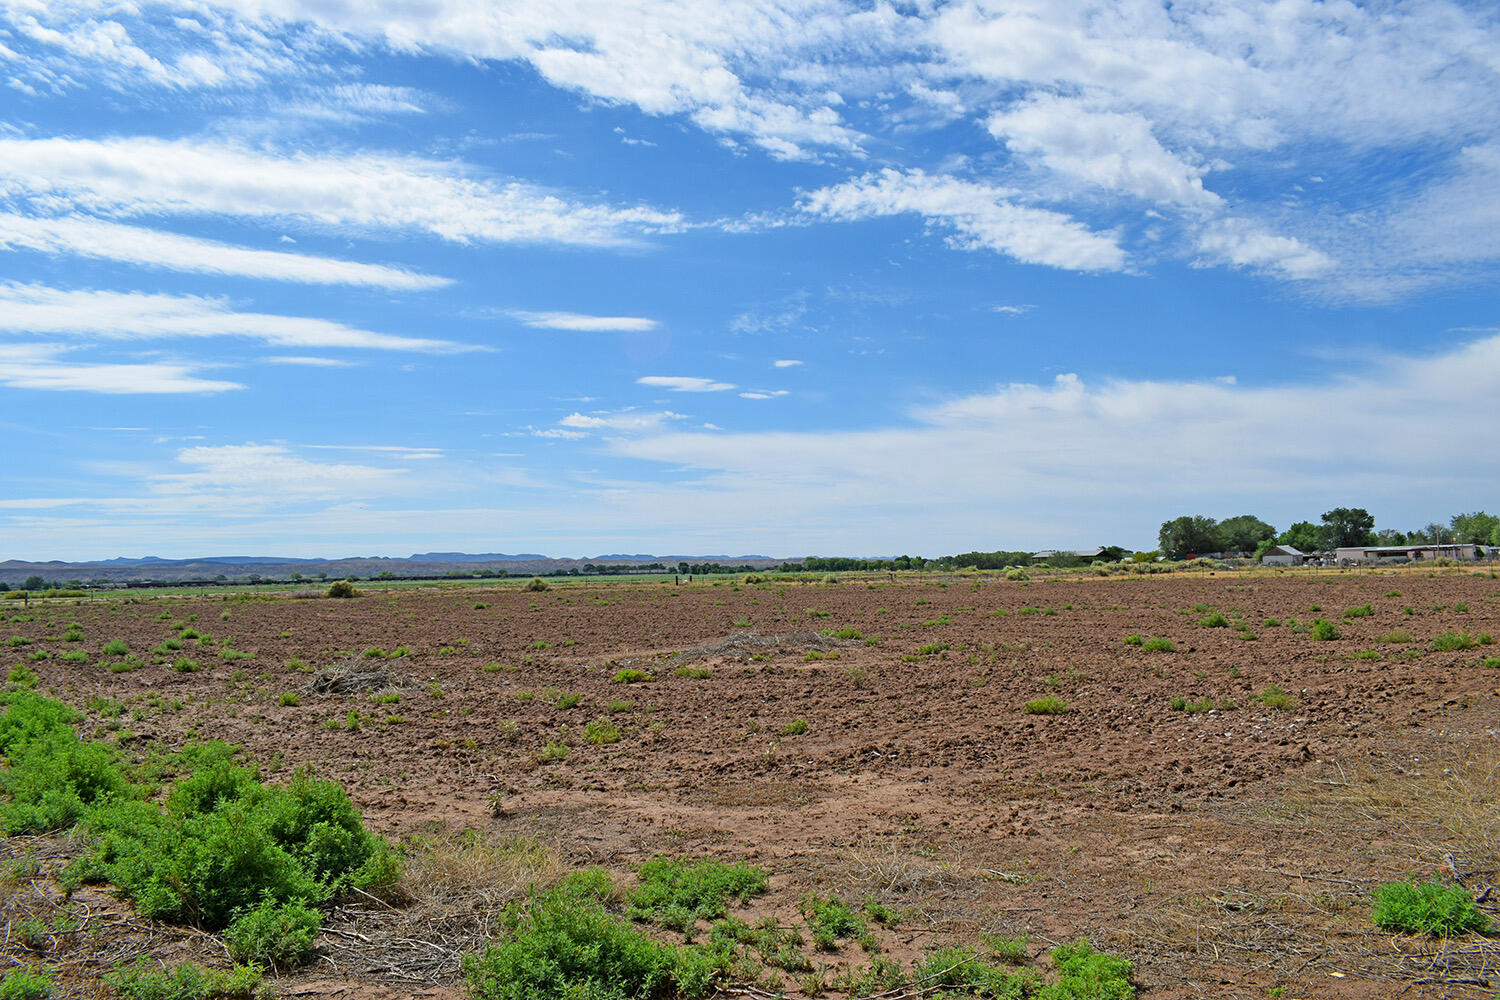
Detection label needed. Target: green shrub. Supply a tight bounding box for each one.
[584,718,621,745]
[1371,879,1490,936]
[0,968,53,1000]
[781,718,808,735]
[279,692,300,707]
[1309,618,1341,641]
[75,746,398,930]
[104,961,262,1000]
[172,657,201,673]
[1038,940,1134,999]
[1141,638,1176,653]
[673,666,712,679]
[326,581,359,599]
[537,741,569,763]
[1378,629,1413,644]
[1024,695,1069,715]
[912,947,1036,997]
[1200,611,1229,628]
[1342,604,1373,619]
[1432,631,1479,652]
[522,577,551,593]
[626,857,769,936]
[464,884,699,1000]
[801,893,869,951]
[1122,634,1143,646]
[0,692,131,834]
[102,639,129,656]
[612,669,653,684]
[225,897,321,969]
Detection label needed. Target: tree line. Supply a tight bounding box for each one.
[1157,509,1500,560]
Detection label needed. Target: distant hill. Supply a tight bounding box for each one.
[0,551,789,586]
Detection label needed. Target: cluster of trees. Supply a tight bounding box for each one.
[1159,508,1500,561]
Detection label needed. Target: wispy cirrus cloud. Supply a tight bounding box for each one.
[510,311,659,332]
[558,409,687,433]
[0,343,240,394]
[637,375,736,392]
[0,136,685,248]
[802,169,1127,272]
[0,283,470,353]
[0,213,451,289]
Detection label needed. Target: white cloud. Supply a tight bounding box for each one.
[0,136,685,248]
[992,305,1033,317]
[1194,219,1334,280]
[598,333,1500,548]
[0,213,450,289]
[637,375,737,392]
[148,443,408,500]
[0,343,241,394]
[558,410,687,433]
[739,390,788,399]
[989,95,1219,210]
[803,169,1126,272]
[0,284,469,353]
[772,359,803,367]
[263,356,355,367]
[510,311,659,332]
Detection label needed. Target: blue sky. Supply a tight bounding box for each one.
[1,1,1498,560]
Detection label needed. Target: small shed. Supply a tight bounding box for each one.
[1261,545,1304,567]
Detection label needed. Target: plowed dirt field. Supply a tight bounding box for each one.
[5,568,1500,999]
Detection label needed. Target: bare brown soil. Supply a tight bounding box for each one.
[5,568,1500,998]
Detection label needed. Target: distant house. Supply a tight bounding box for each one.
[1333,543,1479,565]
[1261,545,1305,567]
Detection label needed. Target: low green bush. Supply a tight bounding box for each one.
[1371,878,1490,936]
[1432,631,1479,652]
[0,968,54,1000]
[104,960,262,1000]
[1038,939,1134,999]
[465,883,712,1000]
[522,577,550,593]
[1141,637,1176,653]
[225,897,321,969]
[626,857,768,936]
[1309,618,1341,641]
[1024,695,1070,715]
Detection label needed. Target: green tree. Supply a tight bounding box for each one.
[1277,521,1323,552]
[21,575,44,591]
[1217,514,1276,552]
[1450,511,1500,545]
[1158,515,1222,559]
[1321,507,1376,548]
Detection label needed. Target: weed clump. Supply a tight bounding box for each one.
[105,961,262,1000]
[522,577,551,593]
[626,857,768,937]
[1309,618,1341,641]
[326,581,359,599]
[1023,695,1069,715]
[464,882,706,1000]
[1371,879,1490,936]
[1141,637,1176,653]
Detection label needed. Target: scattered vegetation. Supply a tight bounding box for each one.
[1023,695,1070,715]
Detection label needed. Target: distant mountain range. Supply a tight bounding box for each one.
[0,552,783,585]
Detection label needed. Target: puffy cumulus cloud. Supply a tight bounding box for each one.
[802,169,1126,272]
[1193,218,1334,280]
[0,136,685,248]
[989,95,1219,210]
[637,375,737,392]
[510,311,659,332]
[0,343,240,394]
[0,284,468,352]
[0,213,450,289]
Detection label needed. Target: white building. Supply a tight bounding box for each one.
[1333,543,1479,564]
